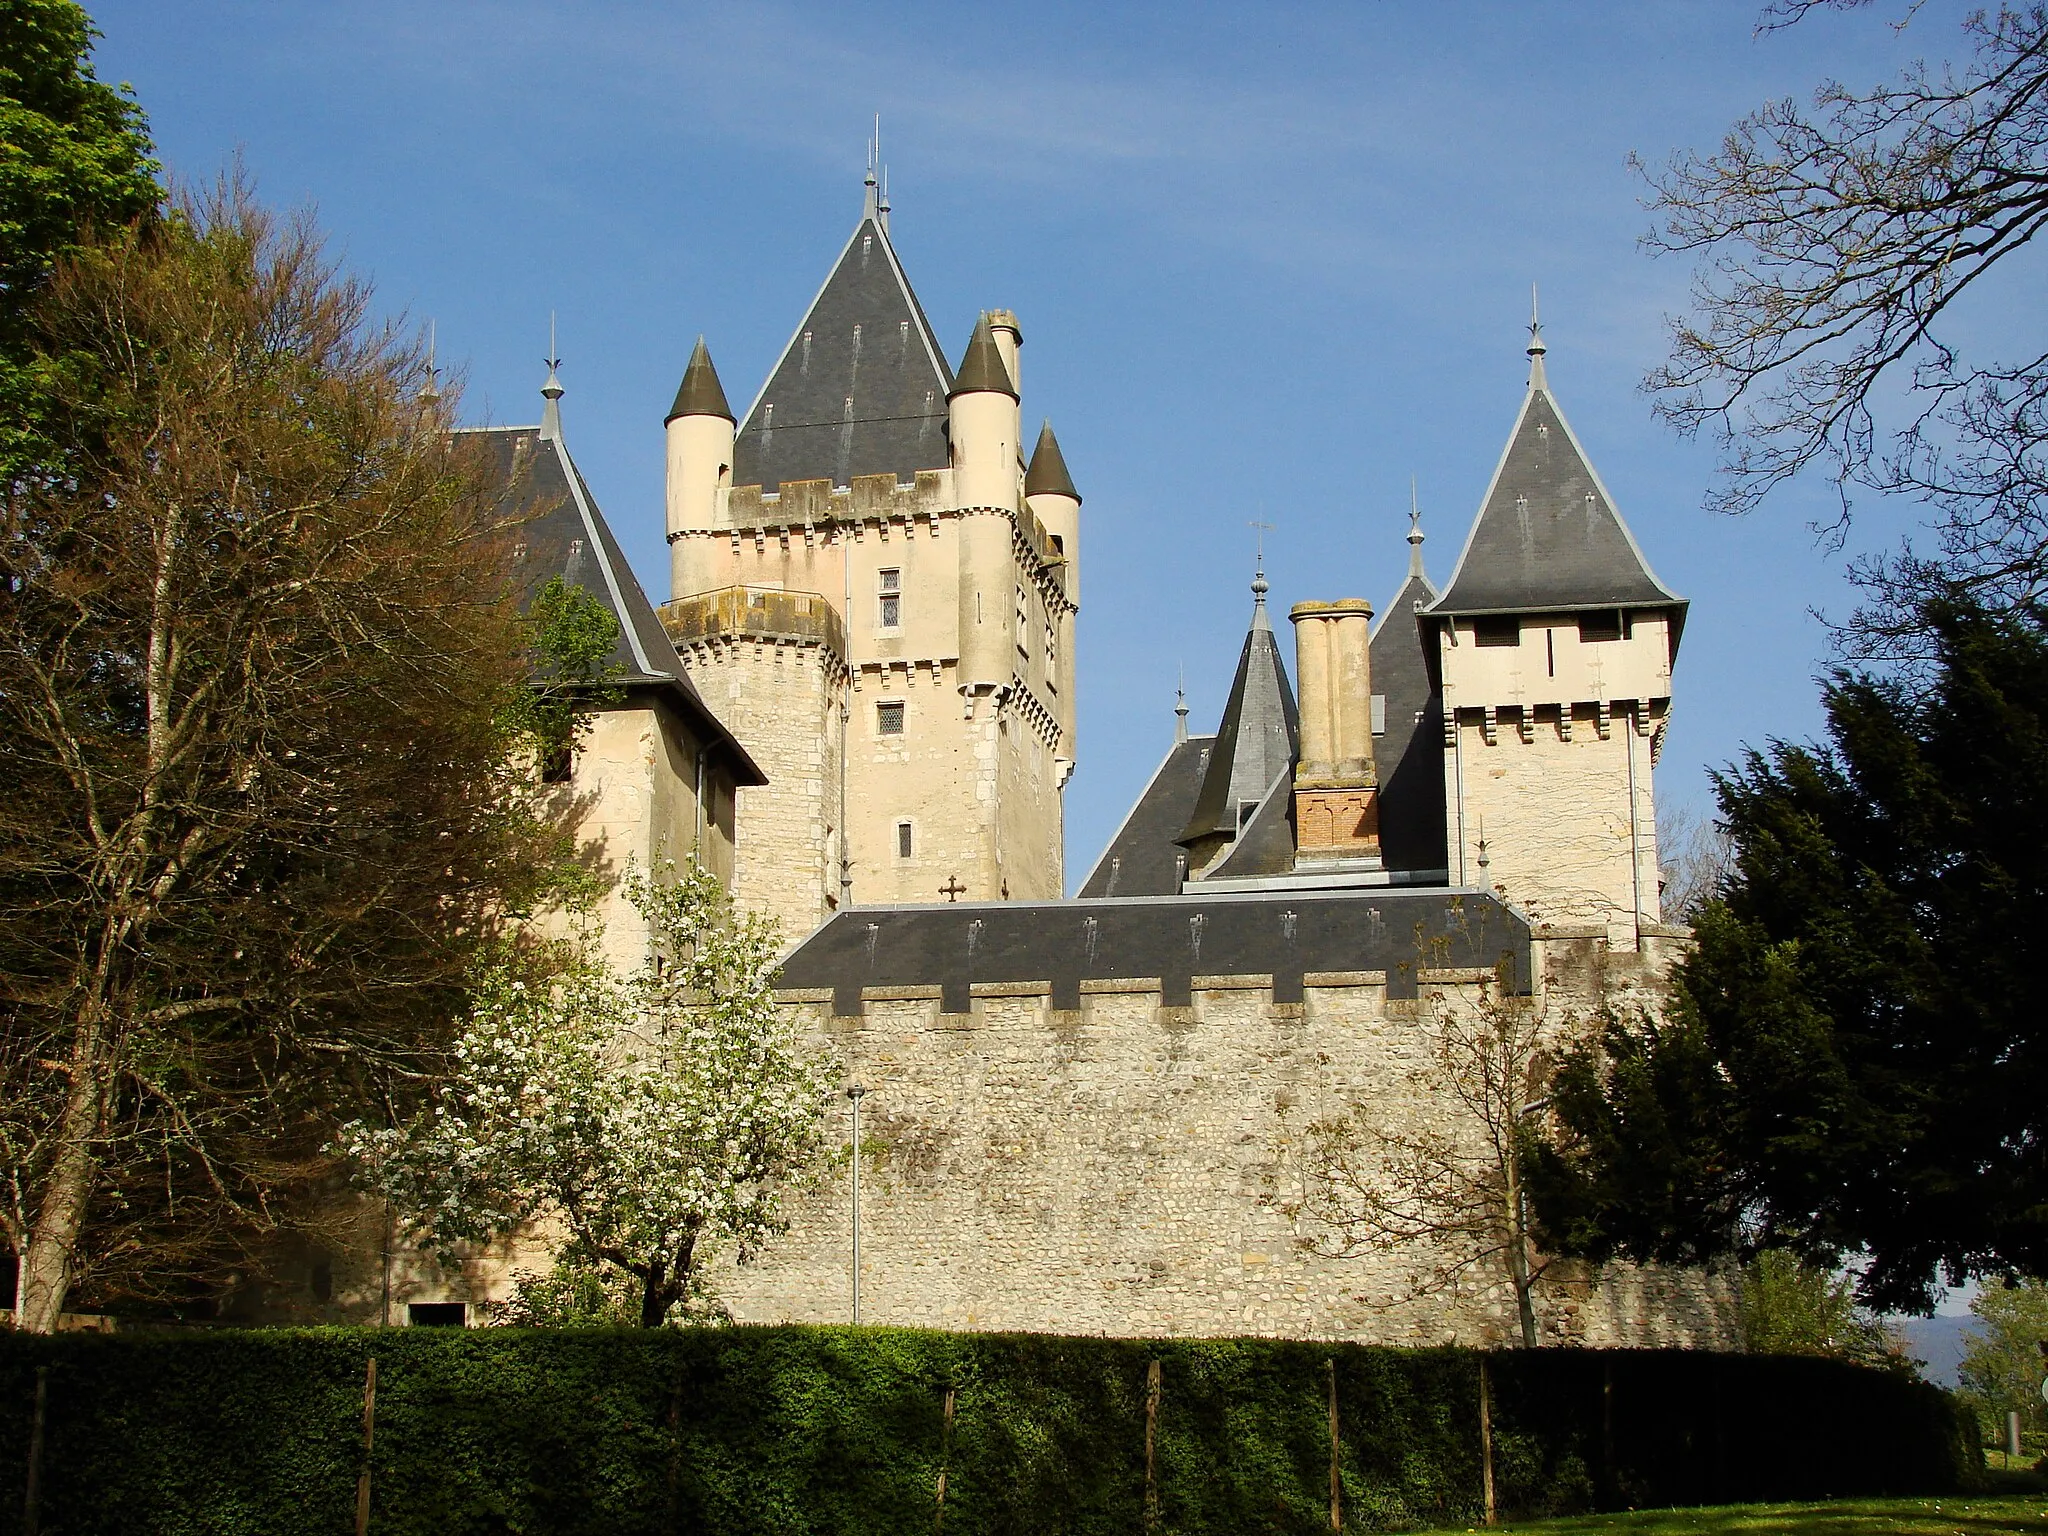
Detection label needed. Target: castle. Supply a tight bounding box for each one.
[303,172,1726,1347]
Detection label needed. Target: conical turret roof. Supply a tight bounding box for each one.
[1025,419,1080,502]
[733,198,954,491]
[951,311,1018,399]
[666,336,733,424]
[1178,573,1299,846]
[1427,333,1683,618]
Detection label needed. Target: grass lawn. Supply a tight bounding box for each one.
[1412,1489,2048,1535]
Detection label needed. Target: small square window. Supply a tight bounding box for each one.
[1474,617,1520,647]
[897,821,914,858]
[877,700,905,735]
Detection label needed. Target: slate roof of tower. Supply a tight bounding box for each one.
[733,213,954,492]
[1077,735,1215,898]
[780,888,1532,1015]
[1025,419,1080,501]
[667,336,733,423]
[1179,586,1300,845]
[1203,768,1297,880]
[952,311,1017,398]
[464,420,765,785]
[1371,568,1448,876]
[1427,362,1683,618]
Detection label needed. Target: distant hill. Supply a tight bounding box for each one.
[1889,1314,1982,1389]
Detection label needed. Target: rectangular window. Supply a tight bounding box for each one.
[1474,616,1520,647]
[897,821,914,858]
[1578,611,1623,643]
[408,1302,467,1328]
[877,700,905,735]
[1371,694,1387,735]
[540,741,573,784]
[877,567,901,629]
[1016,587,1030,655]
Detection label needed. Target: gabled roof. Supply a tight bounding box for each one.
[1179,577,1300,845]
[1077,734,1215,898]
[464,409,765,786]
[1025,419,1080,502]
[732,209,954,492]
[1427,341,1683,618]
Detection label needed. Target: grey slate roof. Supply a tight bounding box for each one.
[1077,735,1215,898]
[1204,768,1297,880]
[732,214,954,492]
[951,311,1017,398]
[777,887,1531,1014]
[1428,366,1683,617]
[468,418,765,785]
[1371,568,1448,876]
[1179,584,1300,845]
[667,336,733,423]
[1025,419,1080,501]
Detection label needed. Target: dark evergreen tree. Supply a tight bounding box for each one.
[1529,593,2048,1311]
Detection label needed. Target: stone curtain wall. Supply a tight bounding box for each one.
[718,937,1734,1347]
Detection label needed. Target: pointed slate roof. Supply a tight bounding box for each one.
[464,393,764,785]
[951,311,1017,398]
[1025,419,1080,501]
[1179,574,1300,846]
[1371,551,1448,877]
[1428,338,1683,618]
[732,208,954,491]
[667,336,733,423]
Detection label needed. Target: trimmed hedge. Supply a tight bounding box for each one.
[0,1327,1972,1535]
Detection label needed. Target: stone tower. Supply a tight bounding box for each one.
[660,173,1078,933]
[1423,315,1685,941]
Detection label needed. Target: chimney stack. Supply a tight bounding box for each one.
[1288,599,1381,868]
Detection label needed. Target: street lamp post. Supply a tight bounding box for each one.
[846,1083,867,1325]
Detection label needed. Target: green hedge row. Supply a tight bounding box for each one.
[0,1327,1973,1535]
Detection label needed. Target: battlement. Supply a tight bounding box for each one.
[660,584,846,658]
[726,469,950,530]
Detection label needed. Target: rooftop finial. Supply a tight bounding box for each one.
[1527,283,1548,390]
[878,163,891,232]
[1174,664,1189,745]
[540,312,564,440]
[1249,517,1273,608]
[1408,475,1426,579]
[864,116,880,221]
[420,318,441,407]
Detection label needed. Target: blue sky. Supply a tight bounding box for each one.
[88,0,2001,893]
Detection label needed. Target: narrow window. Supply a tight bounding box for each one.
[1474,616,1520,647]
[1016,587,1030,655]
[877,567,901,629]
[877,700,905,735]
[897,821,914,858]
[540,741,573,783]
[1371,695,1387,735]
[1546,628,1556,676]
[1046,620,1058,688]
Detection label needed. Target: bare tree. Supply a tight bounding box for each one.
[1645,2,2048,644]
[0,180,579,1330]
[1301,982,1563,1347]
[1656,803,1735,922]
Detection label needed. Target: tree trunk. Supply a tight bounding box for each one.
[639,1258,669,1329]
[17,1078,105,1332]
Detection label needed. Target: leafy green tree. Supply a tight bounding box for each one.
[1959,1280,2048,1443]
[1527,591,2048,1312]
[1739,1250,1899,1366]
[344,863,836,1327]
[1,0,160,485]
[0,181,592,1330]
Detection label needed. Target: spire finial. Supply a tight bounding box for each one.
[864,116,880,221]
[1407,475,1426,580]
[1248,518,1273,607]
[1526,283,1548,389]
[419,318,441,406]
[1174,664,1189,745]
[540,311,564,440]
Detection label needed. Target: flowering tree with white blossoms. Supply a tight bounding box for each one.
[341,862,836,1326]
